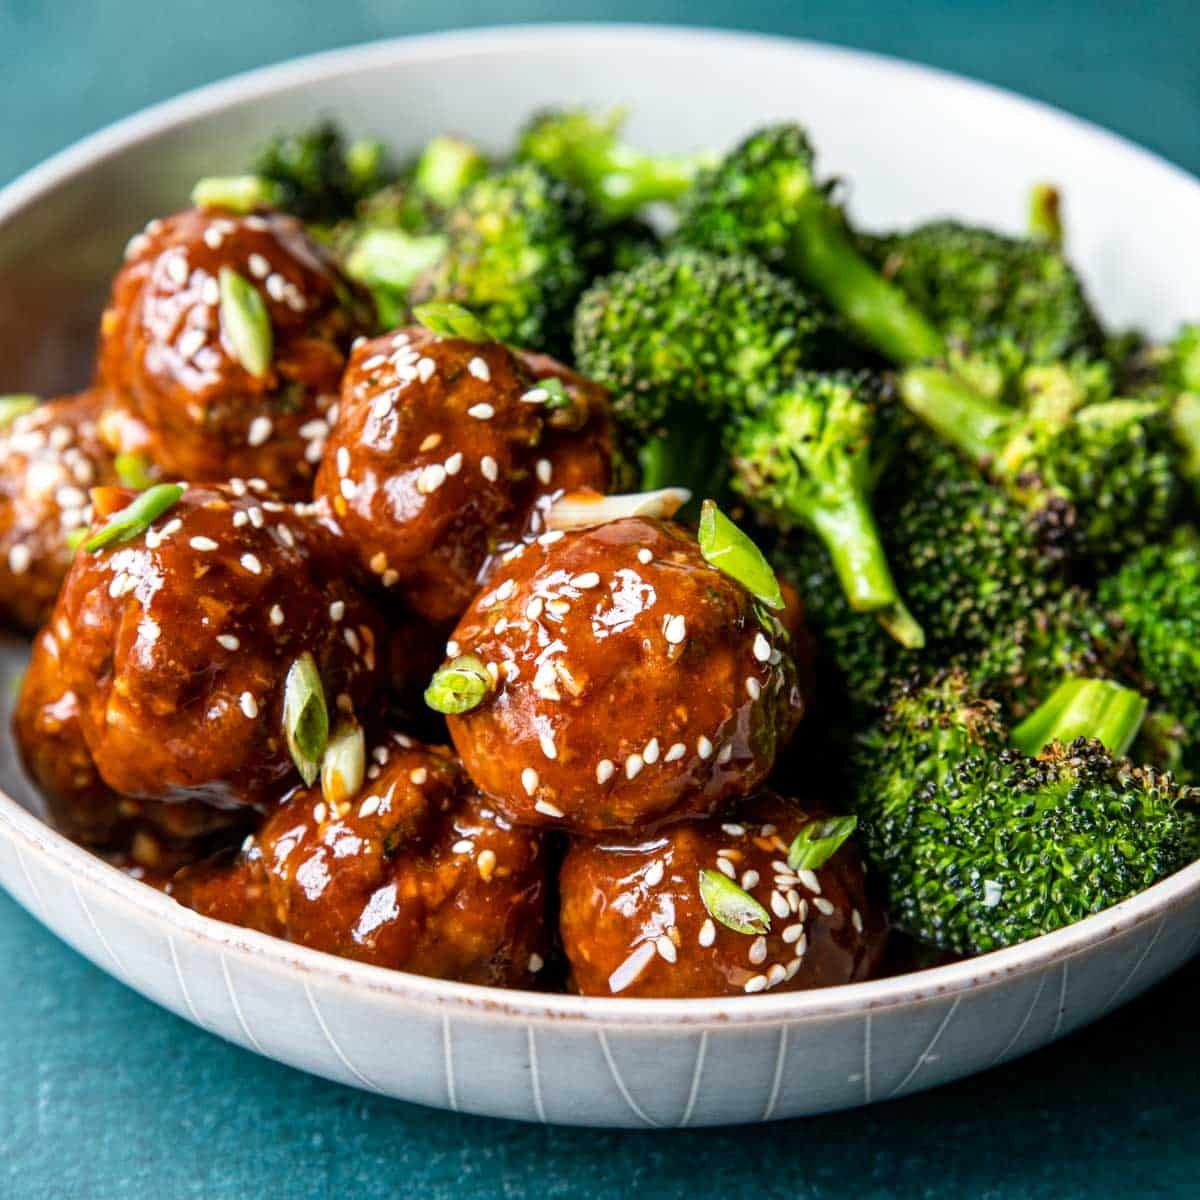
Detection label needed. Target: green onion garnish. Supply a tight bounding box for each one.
[65,527,87,551]
[787,815,858,872]
[424,654,492,715]
[283,652,328,787]
[321,718,365,807]
[698,500,784,611]
[218,267,273,378]
[413,301,494,343]
[0,394,38,428]
[114,452,154,491]
[698,868,772,936]
[537,377,571,410]
[191,174,281,213]
[83,483,184,554]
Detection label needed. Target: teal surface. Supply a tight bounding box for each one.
[2,2,1200,1196]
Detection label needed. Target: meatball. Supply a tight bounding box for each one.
[0,390,118,630]
[441,517,805,834]
[98,207,373,495]
[171,739,548,986]
[314,328,611,624]
[559,793,887,998]
[50,482,382,809]
[14,626,245,870]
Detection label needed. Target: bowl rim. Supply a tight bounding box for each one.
[3,21,1200,1031]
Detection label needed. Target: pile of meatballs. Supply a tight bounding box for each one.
[5,205,885,999]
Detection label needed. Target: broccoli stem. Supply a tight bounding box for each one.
[1011,677,1148,758]
[899,366,1014,464]
[1028,183,1063,248]
[785,203,945,365]
[807,496,924,647]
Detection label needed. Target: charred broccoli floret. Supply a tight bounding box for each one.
[675,123,944,364]
[409,163,602,354]
[517,107,715,219]
[852,670,1192,954]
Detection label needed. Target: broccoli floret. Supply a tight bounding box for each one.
[411,134,488,208]
[900,358,1184,562]
[867,220,1104,387]
[675,123,945,365]
[732,372,923,647]
[853,670,1192,954]
[409,164,600,354]
[516,107,715,219]
[1100,529,1200,777]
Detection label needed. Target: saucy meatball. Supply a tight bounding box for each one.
[441,517,805,834]
[0,390,118,630]
[171,739,548,986]
[15,626,244,870]
[98,207,372,495]
[314,328,611,624]
[50,482,382,809]
[559,793,886,998]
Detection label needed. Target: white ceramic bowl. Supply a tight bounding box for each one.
[2,25,1200,1129]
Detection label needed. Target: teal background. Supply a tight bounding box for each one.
[2,2,1199,1196]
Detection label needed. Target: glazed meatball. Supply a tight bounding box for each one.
[314,327,611,624]
[98,207,373,495]
[50,482,382,809]
[172,739,548,986]
[0,390,118,630]
[14,626,245,870]
[441,517,805,834]
[559,793,886,998]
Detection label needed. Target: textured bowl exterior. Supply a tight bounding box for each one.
[2,26,1200,1128]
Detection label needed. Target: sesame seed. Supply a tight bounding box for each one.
[744,974,768,994]
[419,433,442,452]
[596,759,614,784]
[178,328,206,360]
[664,614,687,644]
[625,753,644,780]
[528,954,544,974]
[746,676,762,701]
[698,919,716,948]
[476,849,497,882]
[446,640,460,657]
[369,552,388,575]
[521,387,548,404]
[467,356,490,381]
[359,794,380,818]
[409,768,428,785]
[239,692,258,719]
[766,964,787,988]
[741,869,760,889]
[643,737,660,764]
[217,634,240,651]
[753,633,771,662]
[717,857,736,879]
[240,553,262,575]
[717,743,734,766]
[644,861,664,887]
[852,909,864,933]
[770,892,790,919]
[521,767,539,795]
[269,605,284,626]
[655,935,677,964]
[481,455,498,482]
[165,254,188,287]
[247,416,272,447]
[202,276,220,305]
[539,732,557,760]
[782,922,805,944]
[248,253,269,278]
[496,579,516,601]
[382,569,399,587]
[798,868,822,894]
[538,530,564,546]
[189,536,218,552]
[313,802,327,824]
[608,942,656,994]
[328,600,345,622]
[637,548,653,565]
[417,356,436,382]
[444,451,463,476]
[536,459,552,485]
[452,840,474,855]
[525,597,544,621]
[572,571,600,589]
[247,507,264,528]
[418,463,446,494]
[748,936,767,965]
[664,742,686,763]
[7,544,31,575]
[339,478,358,501]
[467,402,495,420]
[814,897,835,916]
[722,824,746,837]
[534,799,564,819]
[697,736,713,760]
[343,628,360,654]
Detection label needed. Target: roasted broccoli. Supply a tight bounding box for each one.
[675,123,944,364]
[516,107,715,219]
[853,670,1193,954]
[408,163,601,354]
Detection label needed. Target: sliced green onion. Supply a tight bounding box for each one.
[283,652,329,786]
[83,483,184,554]
[698,500,784,610]
[191,174,280,213]
[218,267,273,378]
[787,815,858,872]
[321,718,365,807]
[413,301,494,343]
[65,527,88,551]
[537,377,571,410]
[114,452,154,491]
[424,654,492,715]
[0,394,38,428]
[698,868,771,936]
